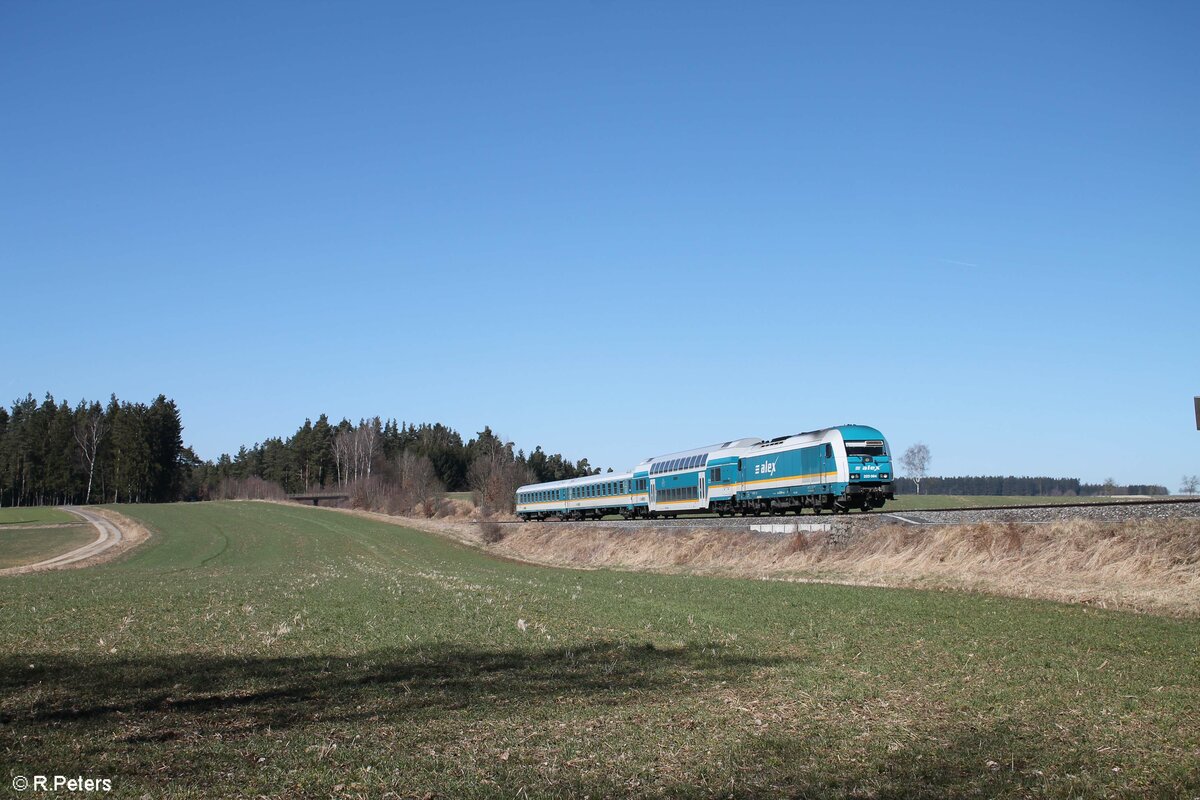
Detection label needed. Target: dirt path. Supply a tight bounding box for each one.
[0,507,149,576]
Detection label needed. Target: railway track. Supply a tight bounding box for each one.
[492,496,1200,525]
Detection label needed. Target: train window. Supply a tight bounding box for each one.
[845,441,887,456]
[825,444,833,459]
[710,467,721,482]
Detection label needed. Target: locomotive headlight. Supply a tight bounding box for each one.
[850,473,860,480]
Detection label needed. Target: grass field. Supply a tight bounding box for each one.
[0,507,78,526]
[1,502,1197,798]
[0,524,97,569]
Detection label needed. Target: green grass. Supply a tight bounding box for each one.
[0,525,97,569]
[1,501,1197,798]
[0,506,78,526]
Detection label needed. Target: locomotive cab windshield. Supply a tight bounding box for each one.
[845,441,887,458]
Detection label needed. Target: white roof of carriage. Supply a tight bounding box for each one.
[517,470,634,494]
[632,437,763,470]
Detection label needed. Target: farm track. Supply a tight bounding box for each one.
[0,507,148,575]
[497,496,1200,528]
[15,507,121,569]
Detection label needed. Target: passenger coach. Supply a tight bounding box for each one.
[515,424,894,520]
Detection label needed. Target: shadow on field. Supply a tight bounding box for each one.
[746,718,1071,799]
[0,641,779,736]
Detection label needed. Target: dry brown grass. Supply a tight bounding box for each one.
[490,518,1200,617]
[283,501,1200,617]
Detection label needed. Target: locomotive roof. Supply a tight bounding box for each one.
[751,424,887,450]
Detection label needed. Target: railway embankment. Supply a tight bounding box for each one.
[324,499,1200,617]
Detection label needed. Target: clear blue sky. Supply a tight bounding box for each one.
[3,1,1198,489]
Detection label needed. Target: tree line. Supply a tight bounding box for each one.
[892,476,1169,496]
[194,417,598,497]
[0,393,190,507]
[0,392,599,512]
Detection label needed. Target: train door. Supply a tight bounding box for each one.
[698,472,707,509]
[649,478,657,513]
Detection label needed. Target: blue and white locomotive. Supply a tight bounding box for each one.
[515,424,894,520]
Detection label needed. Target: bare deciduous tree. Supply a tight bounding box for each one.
[331,419,382,487]
[395,451,444,515]
[1181,475,1199,496]
[468,437,531,514]
[73,406,106,504]
[900,443,931,495]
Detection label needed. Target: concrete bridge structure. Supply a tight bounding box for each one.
[287,492,350,507]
